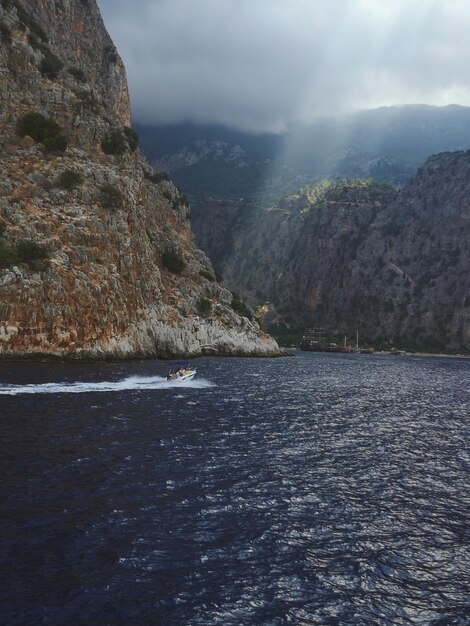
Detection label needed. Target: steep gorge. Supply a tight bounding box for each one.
[200,165,470,352]
[0,0,279,358]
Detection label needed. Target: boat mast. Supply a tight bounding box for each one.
[356,330,359,350]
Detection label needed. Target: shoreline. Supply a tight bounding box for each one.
[282,348,470,360]
[0,351,286,364]
[386,351,470,360]
[1,349,468,364]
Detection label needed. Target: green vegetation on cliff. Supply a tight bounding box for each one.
[162,250,185,274]
[287,178,396,212]
[17,112,68,152]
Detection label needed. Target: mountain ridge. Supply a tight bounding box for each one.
[137,104,470,200]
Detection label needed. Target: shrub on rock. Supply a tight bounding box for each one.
[40,48,63,79]
[101,130,126,155]
[199,269,215,281]
[198,297,212,315]
[67,67,87,82]
[17,112,60,142]
[17,112,67,152]
[0,240,18,268]
[145,171,169,184]
[43,134,68,153]
[57,169,83,190]
[231,293,252,319]
[162,250,185,274]
[100,184,123,210]
[123,126,139,152]
[16,240,49,263]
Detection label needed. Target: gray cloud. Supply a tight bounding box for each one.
[97,0,470,132]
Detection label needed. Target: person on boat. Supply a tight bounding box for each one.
[177,366,185,377]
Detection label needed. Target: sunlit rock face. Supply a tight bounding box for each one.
[0,0,279,358]
[203,170,470,352]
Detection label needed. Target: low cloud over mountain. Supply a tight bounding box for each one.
[98,0,470,132]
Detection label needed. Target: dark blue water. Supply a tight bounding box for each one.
[1,353,469,625]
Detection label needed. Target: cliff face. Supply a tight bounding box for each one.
[29,0,131,127]
[360,152,470,351]
[205,163,470,352]
[0,0,279,358]
[218,180,396,331]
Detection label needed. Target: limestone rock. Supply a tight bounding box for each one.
[0,0,279,359]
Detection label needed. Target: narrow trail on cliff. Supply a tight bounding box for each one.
[0,375,215,395]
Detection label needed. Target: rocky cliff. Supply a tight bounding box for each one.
[203,163,470,353]
[0,0,279,358]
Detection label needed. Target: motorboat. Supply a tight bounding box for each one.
[166,362,196,381]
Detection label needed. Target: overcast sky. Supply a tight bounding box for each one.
[97,0,470,133]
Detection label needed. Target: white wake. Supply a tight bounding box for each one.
[0,375,214,395]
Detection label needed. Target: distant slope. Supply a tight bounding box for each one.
[206,159,470,352]
[136,105,470,201]
[136,121,281,199]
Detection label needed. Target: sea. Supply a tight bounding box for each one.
[0,353,469,625]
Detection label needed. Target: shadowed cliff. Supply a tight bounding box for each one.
[199,169,470,353]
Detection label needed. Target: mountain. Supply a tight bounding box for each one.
[136,104,470,202]
[200,160,470,352]
[136,122,281,200]
[136,107,470,352]
[0,0,279,358]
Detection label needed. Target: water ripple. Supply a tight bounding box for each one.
[0,354,469,625]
